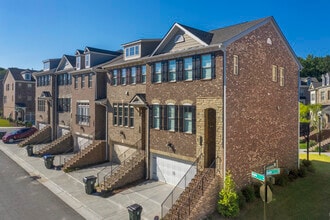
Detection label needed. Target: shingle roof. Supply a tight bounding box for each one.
[85,47,122,56]
[178,23,214,45]
[209,17,269,45]
[7,68,37,81]
[64,55,76,67]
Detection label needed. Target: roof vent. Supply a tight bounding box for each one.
[174,34,185,43]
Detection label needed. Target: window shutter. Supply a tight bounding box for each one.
[163,105,168,130]
[149,105,153,128]
[162,61,168,82]
[175,105,179,131]
[179,105,184,132]
[192,106,196,134]
[117,69,121,85]
[109,71,114,85]
[136,66,141,84]
[126,68,131,84]
[159,105,163,130]
[151,63,155,83]
[177,59,183,81]
[195,55,201,79]
[211,53,216,79]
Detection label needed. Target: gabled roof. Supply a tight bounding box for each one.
[129,94,147,107]
[6,68,37,81]
[75,49,84,55]
[309,82,322,91]
[178,23,213,44]
[84,46,122,56]
[56,55,76,72]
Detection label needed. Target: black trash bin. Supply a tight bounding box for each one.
[26,145,34,156]
[43,155,55,169]
[127,204,143,220]
[83,175,97,195]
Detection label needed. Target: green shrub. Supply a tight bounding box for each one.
[217,171,240,217]
[252,182,262,198]
[237,191,246,209]
[301,159,312,168]
[288,169,299,181]
[309,140,316,146]
[298,166,307,177]
[307,165,316,173]
[275,173,289,186]
[241,185,255,203]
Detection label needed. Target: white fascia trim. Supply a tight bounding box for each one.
[176,23,208,46]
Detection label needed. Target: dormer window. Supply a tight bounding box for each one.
[44,62,50,71]
[125,45,140,59]
[174,34,185,43]
[22,72,31,81]
[85,54,90,68]
[76,57,81,69]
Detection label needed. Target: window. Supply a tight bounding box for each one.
[44,62,50,71]
[88,73,93,88]
[131,67,136,84]
[168,60,176,82]
[202,54,212,79]
[125,45,140,58]
[167,105,175,131]
[233,55,239,75]
[85,54,90,67]
[113,104,118,125]
[12,83,14,90]
[58,74,63,85]
[311,93,315,102]
[154,62,162,83]
[272,65,278,82]
[174,34,184,43]
[130,106,134,127]
[24,73,31,80]
[153,105,160,129]
[63,73,67,85]
[46,75,50,85]
[124,105,129,126]
[141,65,146,83]
[81,75,85,88]
[118,104,123,126]
[76,57,81,69]
[184,57,193,80]
[68,74,72,85]
[58,98,71,112]
[327,91,330,100]
[183,106,193,133]
[76,103,90,126]
[321,91,325,101]
[28,84,32,88]
[18,83,22,87]
[38,99,45,112]
[121,69,126,85]
[279,67,284,86]
[6,84,9,91]
[113,70,118,86]
[74,76,78,89]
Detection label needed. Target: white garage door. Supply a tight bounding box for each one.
[151,154,196,187]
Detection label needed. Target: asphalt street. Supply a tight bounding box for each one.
[0,150,84,220]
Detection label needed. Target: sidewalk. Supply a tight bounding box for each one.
[0,142,174,220]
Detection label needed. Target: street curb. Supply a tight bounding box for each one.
[0,145,103,220]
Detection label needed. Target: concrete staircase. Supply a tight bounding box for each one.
[96,150,145,193]
[18,125,51,147]
[163,167,216,220]
[62,140,106,172]
[34,132,73,156]
[310,136,330,151]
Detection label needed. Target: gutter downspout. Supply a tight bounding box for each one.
[219,43,227,188]
[146,106,150,179]
[53,74,57,141]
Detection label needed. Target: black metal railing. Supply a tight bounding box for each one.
[161,154,202,218]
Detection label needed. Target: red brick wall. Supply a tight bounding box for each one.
[225,22,299,187]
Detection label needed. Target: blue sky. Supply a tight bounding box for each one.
[0,0,329,70]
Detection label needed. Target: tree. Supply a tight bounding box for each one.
[299,55,330,79]
[217,171,240,217]
[299,102,322,131]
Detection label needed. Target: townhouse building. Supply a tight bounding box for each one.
[3,68,38,123]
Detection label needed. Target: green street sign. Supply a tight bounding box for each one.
[266,168,280,176]
[252,171,265,182]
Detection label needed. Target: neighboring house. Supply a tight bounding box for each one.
[3,68,38,123]
[105,16,301,192]
[70,46,121,151]
[300,77,318,104]
[0,73,5,115]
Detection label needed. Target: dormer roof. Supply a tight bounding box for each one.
[84,46,122,56]
[5,68,37,82]
[56,55,76,72]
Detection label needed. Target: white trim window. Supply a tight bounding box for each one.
[168,60,176,82]
[167,105,175,131]
[154,62,162,83]
[74,76,78,89]
[272,65,278,82]
[233,55,239,75]
[118,104,123,126]
[88,73,93,88]
[321,91,325,101]
[153,105,160,129]
[183,105,193,133]
[184,57,193,80]
[81,75,85,88]
[76,56,81,69]
[85,54,90,68]
[141,65,146,83]
[121,68,127,85]
[131,67,136,84]
[76,103,90,126]
[113,104,118,125]
[125,45,140,59]
[202,54,212,79]
[113,69,118,86]
[279,67,284,86]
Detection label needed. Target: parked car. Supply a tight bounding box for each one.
[2,127,38,143]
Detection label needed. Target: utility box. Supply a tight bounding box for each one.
[127,204,143,220]
[83,175,97,195]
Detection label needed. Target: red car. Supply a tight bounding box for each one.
[2,127,38,143]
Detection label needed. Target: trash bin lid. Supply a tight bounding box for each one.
[127,203,142,212]
[83,175,97,182]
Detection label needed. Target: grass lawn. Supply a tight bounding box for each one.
[0,118,12,127]
[211,154,330,219]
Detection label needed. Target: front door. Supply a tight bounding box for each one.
[204,108,216,167]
